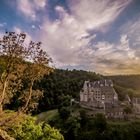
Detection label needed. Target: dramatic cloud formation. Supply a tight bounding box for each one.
[1,0,140,75]
[37,0,137,75]
[69,0,131,31]
[90,36,139,74]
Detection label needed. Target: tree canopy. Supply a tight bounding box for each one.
[0,31,53,126]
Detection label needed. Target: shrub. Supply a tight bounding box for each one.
[9,116,64,140]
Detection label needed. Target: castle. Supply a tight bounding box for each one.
[80,79,119,110]
[79,79,140,119]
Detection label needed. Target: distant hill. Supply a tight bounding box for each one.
[106,75,140,98]
[107,75,140,90]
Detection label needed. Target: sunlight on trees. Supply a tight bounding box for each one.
[0,31,53,122]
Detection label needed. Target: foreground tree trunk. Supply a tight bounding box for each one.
[0,78,8,114]
[0,105,2,114]
[21,80,34,112]
[0,129,15,140]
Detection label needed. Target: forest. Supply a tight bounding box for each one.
[4,68,140,114]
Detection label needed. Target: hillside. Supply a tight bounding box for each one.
[9,69,140,113]
[33,70,140,112]
[107,75,140,90]
[36,69,101,112]
[106,75,140,98]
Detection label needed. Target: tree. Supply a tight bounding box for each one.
[8,116,64,140]
[79,110,88,129]
[94,113,107,133]
[63,117,80,140]
[20,41,53,113]
[0,32,27,113]
[0,31,53,123]
[58,107,70,120]
[0,129,15,140]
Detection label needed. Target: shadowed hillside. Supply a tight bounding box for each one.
[106,75,140,98]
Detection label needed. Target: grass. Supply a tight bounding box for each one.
[36,109,58,124]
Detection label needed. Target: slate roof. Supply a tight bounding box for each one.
[89,79,113,88]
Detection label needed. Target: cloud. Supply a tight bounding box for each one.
[3,0,138,75]
[88,37,139,75]
[120,15,140,34]
[31,25,36,29]
[36,0,134,75]
[74,34,139,75]
[39,6,87,65]
[16,0,36,20]
[33,0,46,8]
[119,14,140,61]
[16,0,47,20]
[120,14,140,47]
[0,32,4,39]
[120,34,129,49]
[69,0,132,32]
[1,0,137,75]
[0,22,7,28]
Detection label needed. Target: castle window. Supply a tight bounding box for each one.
[88,98,91,101]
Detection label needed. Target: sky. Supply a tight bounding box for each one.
[0,0,140,75]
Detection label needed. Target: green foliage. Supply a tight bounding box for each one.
[107,75,140,98]
[94,113,107,133]
[46,108,140,140]
[108,75,140,90]
[58,107,71,120]
[114,85,134,101]
[9,116,64,140]
[0,129,15,140]
[62,116,80,140]
[79,110,88,128]
[0,31,53,114]
[36,69,101,112]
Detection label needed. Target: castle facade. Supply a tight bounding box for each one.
[80,79,118,109]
